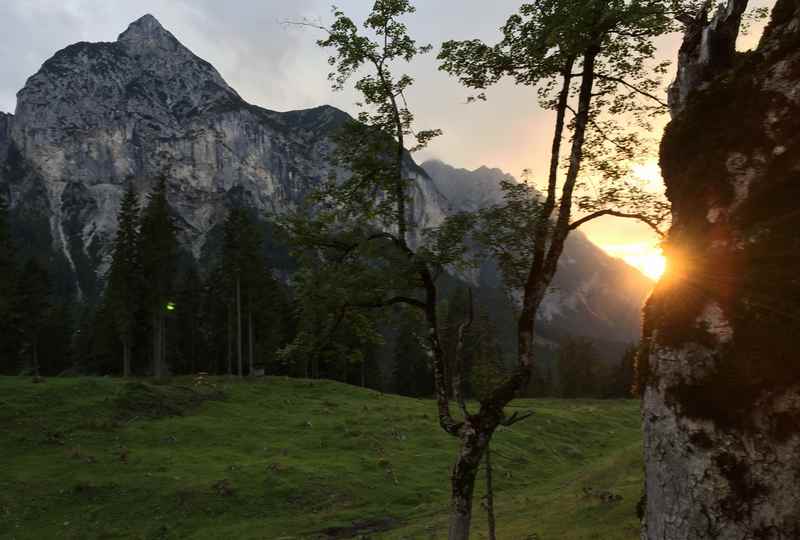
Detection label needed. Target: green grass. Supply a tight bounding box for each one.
[0,377,643,539]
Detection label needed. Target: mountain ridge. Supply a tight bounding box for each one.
[1,14,648,345]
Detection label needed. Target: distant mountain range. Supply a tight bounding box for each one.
[0,14,651,347]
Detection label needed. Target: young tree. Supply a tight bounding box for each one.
[138,177,178,379]
[105,182,141,377]
[435,0,675,534]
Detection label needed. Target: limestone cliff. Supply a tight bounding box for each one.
[642,0,800,537]
[0,14,447,300]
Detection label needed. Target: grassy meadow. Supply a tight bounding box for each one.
[0,377,643,539]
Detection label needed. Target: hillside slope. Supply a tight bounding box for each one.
[0,377,643,539]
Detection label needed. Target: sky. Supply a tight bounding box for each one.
[0,0,772,280]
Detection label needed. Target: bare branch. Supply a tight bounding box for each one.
[500,410,534,426]
[569,209,666,237]
[593,73,669,108]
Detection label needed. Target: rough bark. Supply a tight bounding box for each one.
[484,443,497,540]
[642,0,800,537]
[667,0,749,116]
[449,423,492,540]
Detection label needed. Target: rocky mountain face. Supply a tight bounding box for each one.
[422,159,653,346]
[642,0,800,536]
[0,14,649,348]
[0,14,446,301]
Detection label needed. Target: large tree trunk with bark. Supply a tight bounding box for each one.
[449,422,492,540]
[642,0,800,537]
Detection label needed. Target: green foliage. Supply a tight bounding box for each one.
[138,177,178,316]
[439,0,673,229]
[104,182,142,372]
[0,195,20,372]
[470,312,508,403]
[392,312,433,397]
[14,258,53,375]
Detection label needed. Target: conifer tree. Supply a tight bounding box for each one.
[105,182,141,377]
[0,195,19,373]
[222,207,263,376]
[138,177,178,379]
[16,258,51,377]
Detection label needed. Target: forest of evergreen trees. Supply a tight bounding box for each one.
[0,182,634,398]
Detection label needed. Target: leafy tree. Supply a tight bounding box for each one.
[104,182,141,377]
[138,177,178,379]
[437,0,676,533]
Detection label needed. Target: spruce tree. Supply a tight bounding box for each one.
[138,177,178,379]
[16,258,51,377]
[105,182,141,377]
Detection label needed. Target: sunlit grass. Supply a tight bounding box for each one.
[0,377,643,539]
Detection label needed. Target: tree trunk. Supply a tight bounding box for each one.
[32,337,40,378]
[236,277,242,377]
[248,308,254,376]
[643,1,800,537]
[449,422,491,540]
[161,313,166,376]
[226,302,233,376]
[153,311,161,379]
[361,358,366,388]
[485,443,497,540]
[122,336,131,378]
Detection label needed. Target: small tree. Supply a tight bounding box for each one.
[437,0,673,534]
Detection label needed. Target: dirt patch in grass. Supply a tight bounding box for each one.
[113,381,225,421]
[313,517,399,539]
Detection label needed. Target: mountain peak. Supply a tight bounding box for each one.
[118,14,175,47]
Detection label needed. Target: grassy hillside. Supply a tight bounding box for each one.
[0,377,643,539]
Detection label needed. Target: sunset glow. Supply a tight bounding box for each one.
[601,243,666,281]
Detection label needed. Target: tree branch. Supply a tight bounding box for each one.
[569,209,665,237]
[593,73,669,108]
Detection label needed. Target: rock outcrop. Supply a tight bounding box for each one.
[0,14,446,300]
[642,0,800,537]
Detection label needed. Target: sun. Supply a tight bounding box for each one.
[600,243,667,281]
[632,252,666,281]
